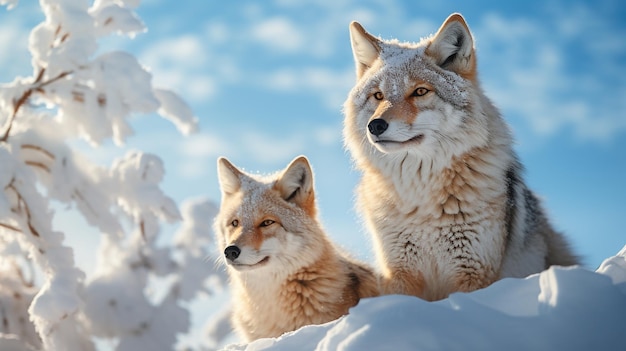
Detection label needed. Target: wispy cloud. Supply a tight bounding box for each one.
[132,2,436,114]
[139,34,216,102]
[475,8,626,143]
[250,17,304,53]
[0,15,35,81]
[177,133,232,179]
[176,125,342,180]
[176,131,296,179]
[261,66,355,109]
[124,1,626,143]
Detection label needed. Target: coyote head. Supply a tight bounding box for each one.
[214,156,325,277]
[344,13,498,166]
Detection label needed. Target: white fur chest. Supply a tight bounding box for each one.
[230,263,350,340]
[230,271,286,336]
[358,151,509,298]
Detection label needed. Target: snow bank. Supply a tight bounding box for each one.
[224,246,626,351]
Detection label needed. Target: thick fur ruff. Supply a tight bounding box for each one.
[344,13,579,301]
[214,156,379,341]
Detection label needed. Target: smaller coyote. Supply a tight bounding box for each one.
[214,156,379,341]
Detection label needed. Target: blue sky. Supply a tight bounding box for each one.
[1,0,625,272]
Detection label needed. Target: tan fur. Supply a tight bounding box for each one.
[426,13,477,81]
[214,156,380,341]
[344,13,579,301]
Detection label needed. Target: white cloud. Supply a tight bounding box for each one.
[176,125,344,180]
[131,1,626,143]
[204,22,230,44]
[475,10,626,143]
[177,131,304,179]
[0,21,20,54]
[239,131,306,164]
[141,34,207,68]
[314,126,342,146]
[220,5,450,112]
[300,67,355,108]
[241,3,264,20]
[136,2,429,111]
[0,17,33,80]
[147,69,216,102]
[401,19,438,42]
[177,133,232,179]
[478,12,538,40]
[265,68,298,90]
[181,133,231,158]
[262,66,355,109]
[1,0,18,10]
[186,76,216,101]
[251,17,304,53]
[139,34,216,102]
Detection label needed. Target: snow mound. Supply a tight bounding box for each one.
[224,246,626,351]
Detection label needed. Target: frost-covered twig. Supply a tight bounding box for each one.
[0,70,71,142]
[0,0,220,350]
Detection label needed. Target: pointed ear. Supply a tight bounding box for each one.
[349,21,381,79]
[426,13,476,79]
[216,157,243,195]
[274,156,316,215]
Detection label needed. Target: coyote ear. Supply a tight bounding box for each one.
[274,156,316,215]
[217,157,244,195]
[426,13,476,79]
[349,21,381,79]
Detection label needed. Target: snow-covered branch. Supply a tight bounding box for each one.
[0,1,222,350]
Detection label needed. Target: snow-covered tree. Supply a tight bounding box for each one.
[0,0,226,350]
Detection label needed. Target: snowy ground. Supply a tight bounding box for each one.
[223,246,626,351]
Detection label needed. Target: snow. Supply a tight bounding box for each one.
[154,88,199,136]
[354,35,471,108]
[1,0,623,350]
[90,1,145,38]
[223,246,626,351]
[0,1,216,350]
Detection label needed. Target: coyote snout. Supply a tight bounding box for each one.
[224,245,241,261]
[368,118,388,136]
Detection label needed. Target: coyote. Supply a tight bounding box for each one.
[343,13,579,301]
[214,156,379,341]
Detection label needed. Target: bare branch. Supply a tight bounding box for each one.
[34,68,46,84]
[25,161,51,173]
[0,71,73,143]
[21,144,56,160]
[140,219,146,241]
[23,201,40,238]
[72,91,85,103]
[0,222,21,233]
[72,190,98,219]
[0,89,33,143]
[7,183,40,237]
[10,259,35,288]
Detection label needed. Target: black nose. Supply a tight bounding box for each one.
[368,118,388,136]
[224,245,241,261]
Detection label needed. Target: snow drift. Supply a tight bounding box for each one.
[224,245,626,351]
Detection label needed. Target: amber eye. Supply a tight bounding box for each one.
[260,219,275,227]
[373,92,384,100]
[412,87,430,97]
[230,219,239,227]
